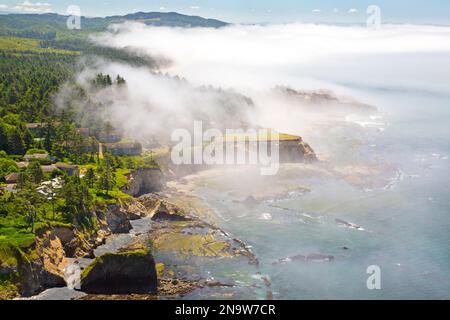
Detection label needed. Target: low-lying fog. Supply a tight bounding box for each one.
[56,22,450,299]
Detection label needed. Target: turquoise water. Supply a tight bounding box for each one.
[182,89,450,300]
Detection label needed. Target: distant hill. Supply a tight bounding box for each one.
[0,11,229,40]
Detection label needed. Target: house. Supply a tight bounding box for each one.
[24,153,50,161]
[55,164,79,176]
[17,161,29,168]
[104,142,142,156]
[0,184,17,194]
[5,172,21,184]
[61,140,99,153]
[26,123,47,136]
[26,122,61,137]
[76,128,90,138]
[100,128,124,143]
[41,165,59,174]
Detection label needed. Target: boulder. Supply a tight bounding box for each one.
[151,201,190,221]
[80,249,157,294]
[104,205,132,234]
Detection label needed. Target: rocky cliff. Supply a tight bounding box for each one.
[278,138,318,163]
[80,246,157,294]
[123,168,164,197]
[9,200,146,297]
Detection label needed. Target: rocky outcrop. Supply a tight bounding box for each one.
[123,168,164,197]
[278,138,318,163]
[275,86,378,115]
[16,250,66,297]
[9,198,161,298]
[34,229,69,279]
[101,205,133,234]
[80,248,157,294]
[36,225,94,259]
[150,200,190,221]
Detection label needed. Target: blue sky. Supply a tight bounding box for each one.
[1,0,450,24]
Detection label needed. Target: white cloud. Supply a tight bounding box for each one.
[333,8,339,13]
[94,23,450,97]
[67,22,450,149]
[348,8,358,14]
[190,6,200,10]
[312,9,321,14]
[12,1,53,13]
[159,6,166,11]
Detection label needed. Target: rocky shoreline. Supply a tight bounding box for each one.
[9,175,260,299]
[4,120,401,300]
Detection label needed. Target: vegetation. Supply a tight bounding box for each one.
[0,11,176,298]
[80,248,150,282]
[0,12,227,40]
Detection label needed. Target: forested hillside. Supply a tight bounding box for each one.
[0,12,228,40]
[0,12,178,298]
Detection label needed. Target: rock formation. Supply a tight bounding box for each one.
[123,168,164,197]
[80,248,157,294]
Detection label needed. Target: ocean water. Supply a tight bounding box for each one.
[182,88,450,300]
[26,88,449,300]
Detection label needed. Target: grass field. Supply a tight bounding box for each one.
[0,36,78,55]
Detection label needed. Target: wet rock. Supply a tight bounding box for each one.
[306,253,334,262]
[241,196,259,208]
[80,249,157,294]
[272,253,334,265]
[151,201,190,221]
[335,218,364,231]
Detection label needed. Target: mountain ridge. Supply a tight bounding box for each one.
[0,11,229,39]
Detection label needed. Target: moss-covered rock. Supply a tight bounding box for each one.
[80,248,157,294]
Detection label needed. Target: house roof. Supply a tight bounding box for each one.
[26,123,47,129]
[104,142,142,149]
[76,128,90,134]
[55,164,78,170]
[5,172,21,182]
[41,165,58,173]
[24,153,49,159]
[26,122,60,129]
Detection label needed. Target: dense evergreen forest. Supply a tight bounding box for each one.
[0,12,177,298]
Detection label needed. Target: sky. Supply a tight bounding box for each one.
[0,0,450,25]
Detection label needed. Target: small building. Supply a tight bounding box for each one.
[104,142,142,156]
[76,128,90,138]
[5,172,21,184]
[55,164,79,176]
[41,165,59,174]
[100,128,124,143]
[0,184,18,194]
[26,123,47,135]
[61,140,99,153]
[17,161,29,169]
[24,153,50,161]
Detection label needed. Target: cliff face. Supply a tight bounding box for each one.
[274,86,378,115]
[278,138,318,163]
[13,201,146,297]
[80,249,157,294]
[123,168,164,197]
[16,226,74,296]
